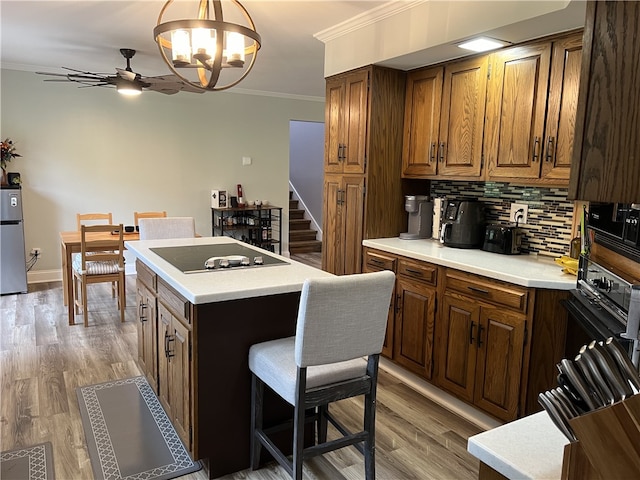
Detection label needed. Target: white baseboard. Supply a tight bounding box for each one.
[379,357,502,431]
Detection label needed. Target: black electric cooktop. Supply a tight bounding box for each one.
[150,243,289,273]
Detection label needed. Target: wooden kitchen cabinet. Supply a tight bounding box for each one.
[402,56,487,179]
[136,280,158,393]
[436,270,531,421]
[324,69,369,174]
[484,31,582,185]
[569,1,640,203]
[158,299,192,450]
[322,66,407,275]
[323,174,365,275]
[362,248,397,358]
[394,275,437,380]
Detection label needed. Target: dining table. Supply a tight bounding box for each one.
[59,230,139,325]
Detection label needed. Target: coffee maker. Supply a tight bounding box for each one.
[400,195,433,240]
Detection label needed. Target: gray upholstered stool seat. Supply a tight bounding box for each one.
[249,337,367,405]
[249,270,396,480]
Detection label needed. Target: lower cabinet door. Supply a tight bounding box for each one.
[473,306,526,421]
[136,282,157,393]
[170,318,191,449]
[393,277,436,380]
[436,293,480,402]
[157,304,171,415]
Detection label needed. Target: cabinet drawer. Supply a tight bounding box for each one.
[136,260,157,292]
[158,278,191,325]
[363,249,397,271]
[398,258,437,286]
[445,269,529,312]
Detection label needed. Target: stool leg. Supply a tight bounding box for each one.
[250,374,263,470]
[318,404,328,444]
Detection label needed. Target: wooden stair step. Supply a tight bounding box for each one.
[289,199,299,209]
[289,208,305,220]
[289,218,311,230]
[289,229,318,241]
[289,240,322,253]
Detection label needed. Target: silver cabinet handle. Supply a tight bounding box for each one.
[532,136,540,162]
[439,142,445,163]
[429,142,436,165]
[545,136,555,163]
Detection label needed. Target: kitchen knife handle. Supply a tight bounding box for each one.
[545,136,555,163]
[429,142,436,165]
[532,136,540,162]
[477,324,484,348]
[469,321,476,345]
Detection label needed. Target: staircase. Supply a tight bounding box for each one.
[289,192,322,254]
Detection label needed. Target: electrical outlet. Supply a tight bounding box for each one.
[31,247,42,256]
[509,203,528,224]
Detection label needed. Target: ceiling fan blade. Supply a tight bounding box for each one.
[142,75,204,94]
[62,66,112,76]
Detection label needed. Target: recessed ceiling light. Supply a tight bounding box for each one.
[458,37,510,52]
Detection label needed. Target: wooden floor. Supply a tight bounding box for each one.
[0,275,482,480]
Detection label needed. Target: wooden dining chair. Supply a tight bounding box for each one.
[76,212,113,230]
[77,212,118,298]
[134,211,167,226]
[72,224,126,327]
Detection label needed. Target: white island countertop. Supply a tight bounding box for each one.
[363,238,576,290]
[125,236,333,304]
[467,411,569,479]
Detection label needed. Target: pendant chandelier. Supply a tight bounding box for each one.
[153,0,261,92]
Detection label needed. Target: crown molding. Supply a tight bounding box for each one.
[314,0,426,43]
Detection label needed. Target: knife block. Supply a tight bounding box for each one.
[561,394,640,480]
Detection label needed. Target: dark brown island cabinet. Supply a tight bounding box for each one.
[135,260,305,478]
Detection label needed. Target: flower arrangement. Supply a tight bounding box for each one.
[1,138,21,171]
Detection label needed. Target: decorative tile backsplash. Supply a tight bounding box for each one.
[430,181,576,257]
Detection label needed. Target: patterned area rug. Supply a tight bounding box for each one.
[0,442,55,480]
[76,376,201,480]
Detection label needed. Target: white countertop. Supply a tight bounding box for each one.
[363,238,577,290]
[125,236,333,304]
[467,411,569,480]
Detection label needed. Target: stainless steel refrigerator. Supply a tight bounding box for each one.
[1,187,28,294]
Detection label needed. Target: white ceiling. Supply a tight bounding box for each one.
[0,1,586,99]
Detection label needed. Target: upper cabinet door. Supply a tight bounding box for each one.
[324,70,369,174]
[402,66,443,177]
[485,43,552,179]
[343,71,369,174]
[324,78,345,173]
[569,1,640,203]
[541,33,583,182]
[438,56,488,178]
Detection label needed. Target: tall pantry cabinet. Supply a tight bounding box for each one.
[322,66,407,275]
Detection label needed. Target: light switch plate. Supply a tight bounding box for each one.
[242,156,252,166]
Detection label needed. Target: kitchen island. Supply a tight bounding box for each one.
[124,236,333,478]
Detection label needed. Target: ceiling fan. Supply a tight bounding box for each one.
[36,48,204,95]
